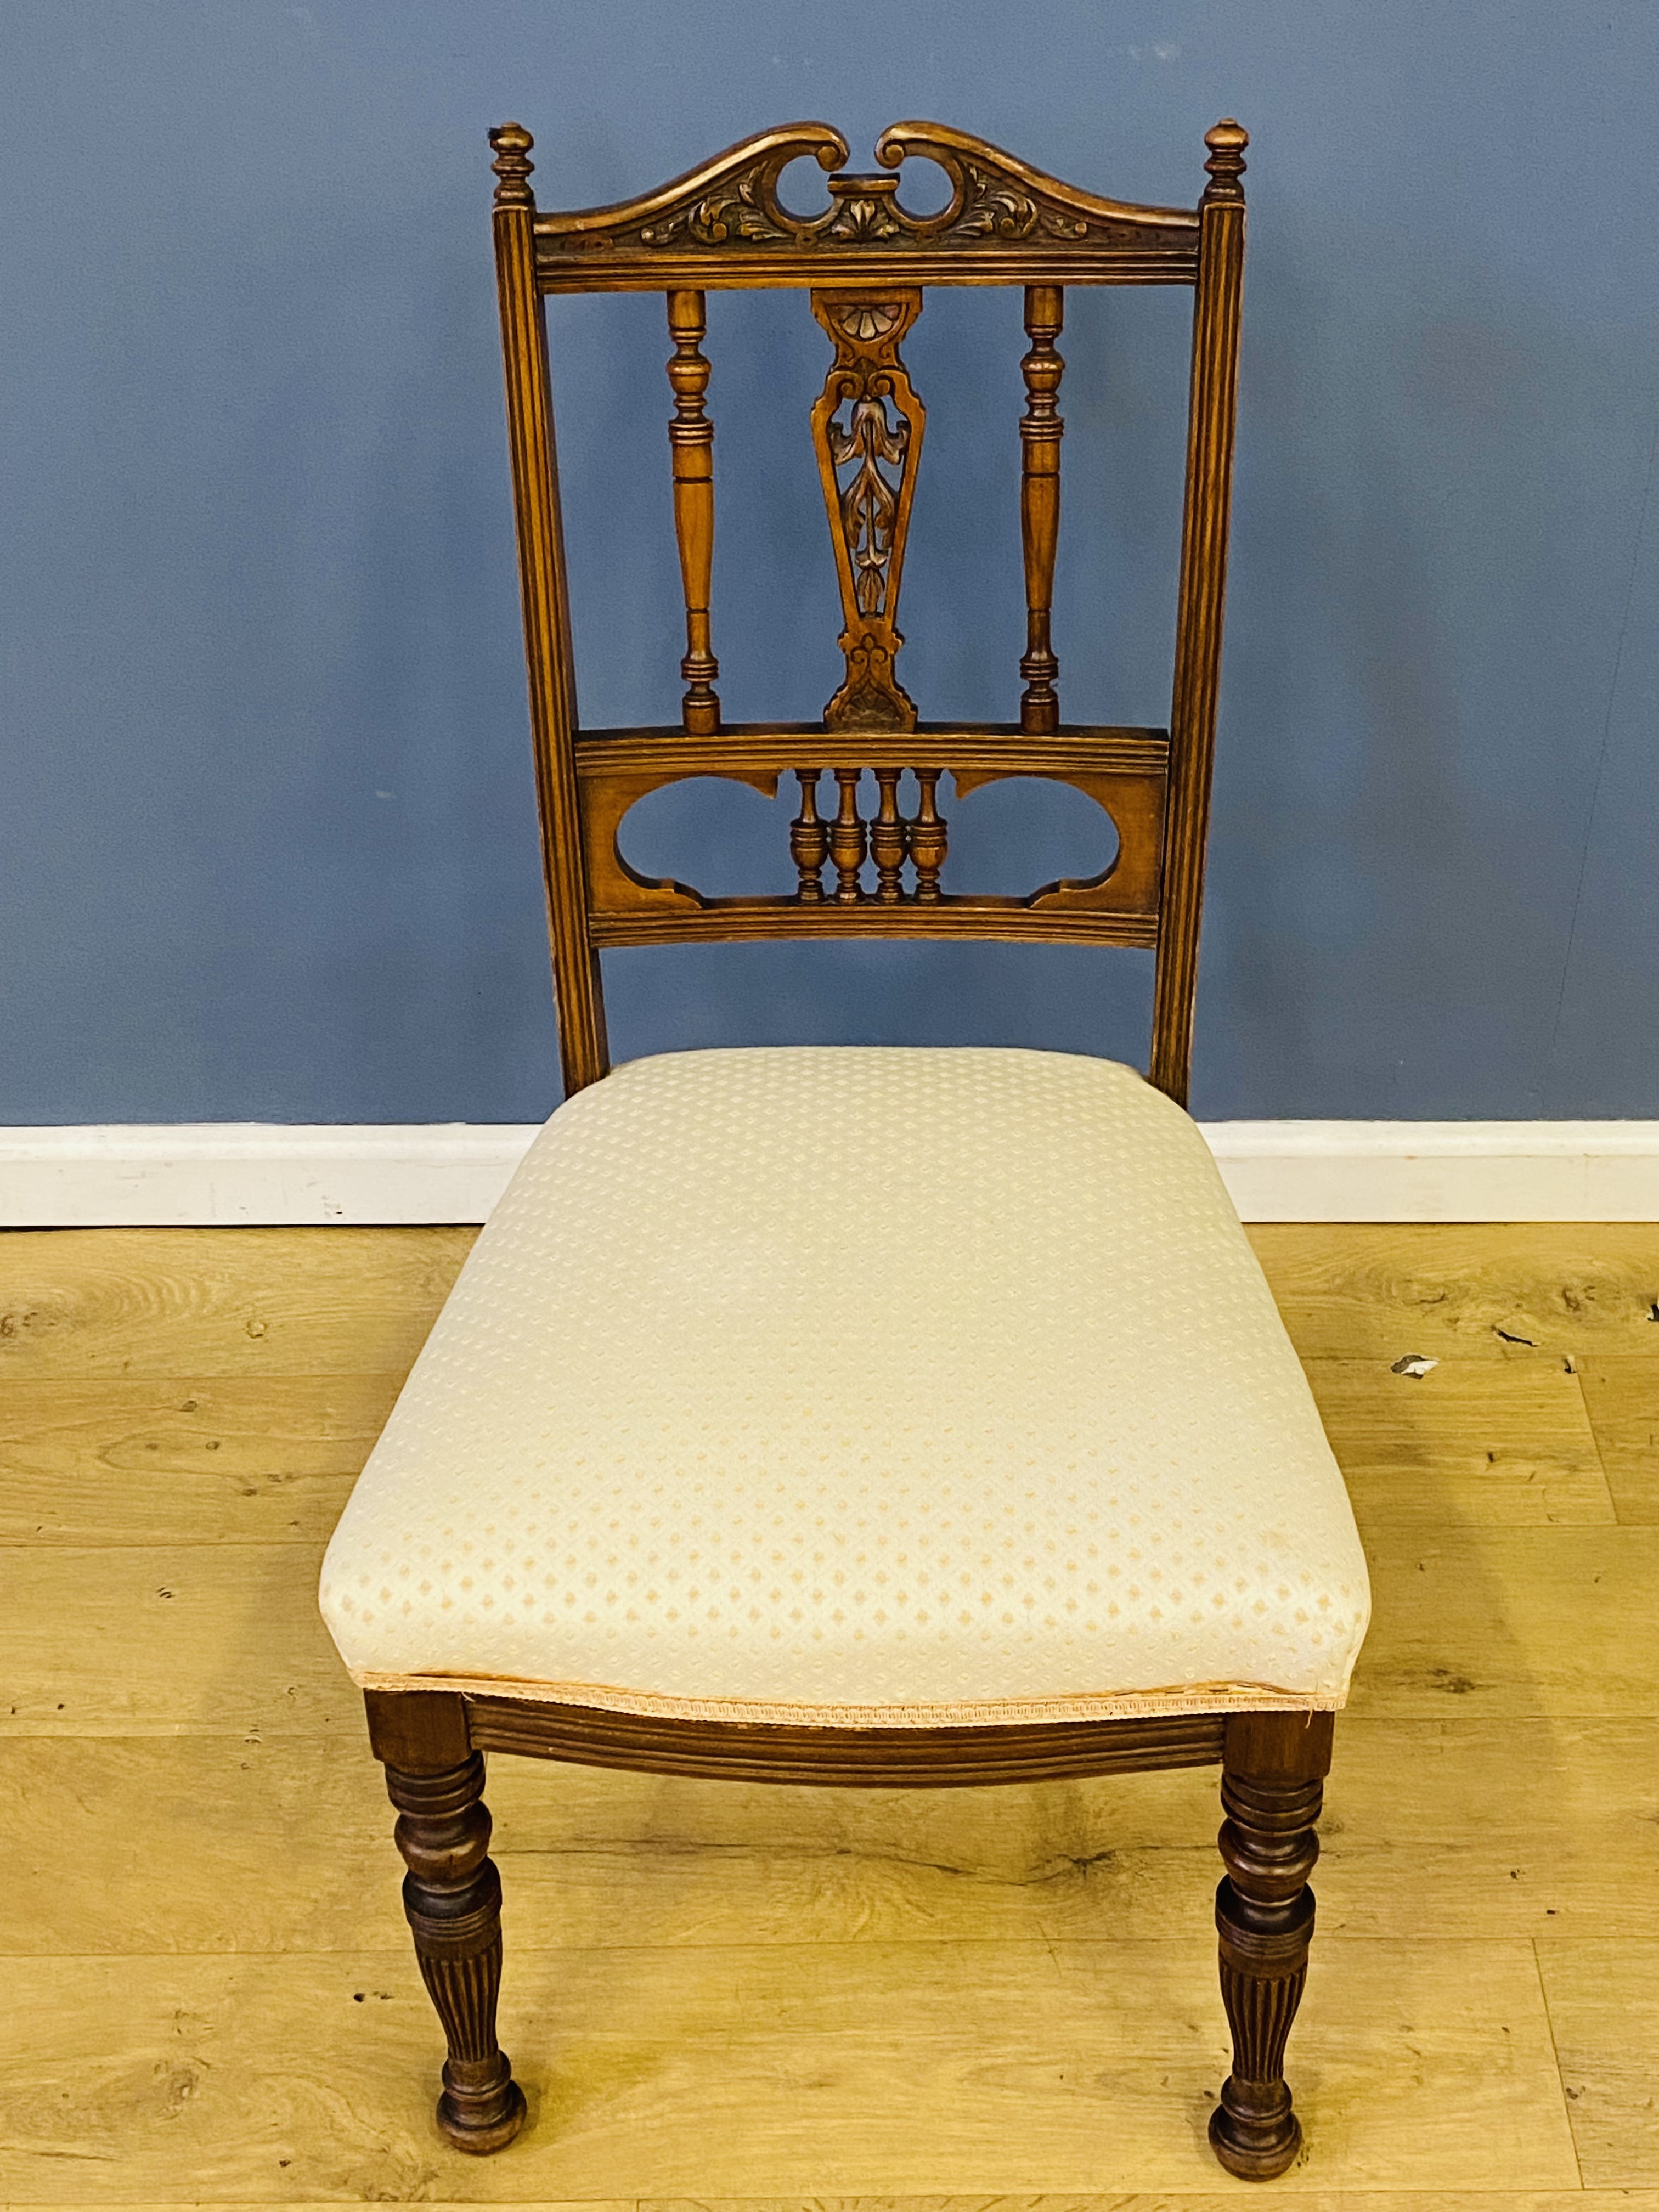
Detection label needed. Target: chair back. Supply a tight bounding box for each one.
[489,116,1248,1104]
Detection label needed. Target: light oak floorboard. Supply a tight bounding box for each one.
[0,1942,1577,2198]
[21,2202,1659,2212]
[1577,1352,1659,1523]
[1352,1525,1659,1718]
[639,2198,1659,2212]
[0,1227,471,1381]
[5,1352,1612,1556]
[24,2200,1659,2212]
[0,1543,352,1736]
[1249,1223,1659,1361]
[0,1350,1618,1555]
[1312,1717,1659,1938]
[1535,1939,1659,2187]
[7,1718,1656,1957]
[7,1224,1657,1374]
[0,1378,395,1547]
[1305,1357,1614,1526]
[7,1522,1656,1737]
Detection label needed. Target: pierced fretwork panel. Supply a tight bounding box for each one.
[810,290,926,732]
[575,725,1168,947]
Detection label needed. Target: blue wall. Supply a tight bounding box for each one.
[3,0,1656,1122]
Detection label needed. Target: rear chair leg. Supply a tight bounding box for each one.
[371,1689,525,2155]
[1209,1710,1333,2180]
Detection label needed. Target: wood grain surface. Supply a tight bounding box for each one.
[0,1940,1577,2196]
[1576,1353,1659,1522]
[1307,1358,1612,1526]
[1536,1940,1659,2187]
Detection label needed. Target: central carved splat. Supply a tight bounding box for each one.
[811,285,925,730]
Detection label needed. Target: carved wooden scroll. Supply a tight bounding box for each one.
[665,290,720,733]
[811,290,925,731]
[1019,285,1065,733]
[533,122,1200,292]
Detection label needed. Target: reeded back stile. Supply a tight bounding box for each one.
[488,116,1248,1103]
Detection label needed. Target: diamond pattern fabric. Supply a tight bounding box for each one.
[319,1047,1369,1724]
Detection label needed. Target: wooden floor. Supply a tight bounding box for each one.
[3,1223,1658,2207]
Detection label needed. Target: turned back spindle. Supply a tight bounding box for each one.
[665,288,720,734]
[490,117,1247,1104]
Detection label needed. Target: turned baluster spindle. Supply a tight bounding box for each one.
[908,770,947,900]
[790,769,828,900]
[870,769,906,902]
[1019,284,1066,735]
[830,768,867,902]
[666,289,721,735]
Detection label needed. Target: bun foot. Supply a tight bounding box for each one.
[1209,2078,1301,2179]
[437,2060,526,2154]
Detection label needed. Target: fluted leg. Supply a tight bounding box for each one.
[1209,1711,1333,2180]
[386,1752,526,2154]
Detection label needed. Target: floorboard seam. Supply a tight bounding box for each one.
[1530,1932,1585,2190]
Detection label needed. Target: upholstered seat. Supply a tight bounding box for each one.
[321,1045,1369,1726]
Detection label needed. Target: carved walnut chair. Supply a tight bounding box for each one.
[318,116,1371,2182]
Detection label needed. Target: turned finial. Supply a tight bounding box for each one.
[1202,119,1248,200]
[490,122,535,208]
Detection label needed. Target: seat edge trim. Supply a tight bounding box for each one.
[350,1667,1344,1728]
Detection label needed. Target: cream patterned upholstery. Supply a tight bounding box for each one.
[320,1047,1369,1725]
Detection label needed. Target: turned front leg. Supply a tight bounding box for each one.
[1209,1711,1333,2180]
[386,1750,526,2153]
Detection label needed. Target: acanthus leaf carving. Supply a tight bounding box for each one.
[636,154,1115,254]
[822,180,906,242]
[641,171,794,249]
[950,162,1040,240]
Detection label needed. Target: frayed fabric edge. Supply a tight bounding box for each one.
[349,1668,1346,1728]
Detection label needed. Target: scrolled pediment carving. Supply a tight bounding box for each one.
[533,121,1199,286]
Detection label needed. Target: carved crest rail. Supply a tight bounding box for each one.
[529,122,1201,292]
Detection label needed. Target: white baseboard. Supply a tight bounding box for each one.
[1204,1121,1659,1223]
[0,1124,540,1229]
[2,1119,1658,1227]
